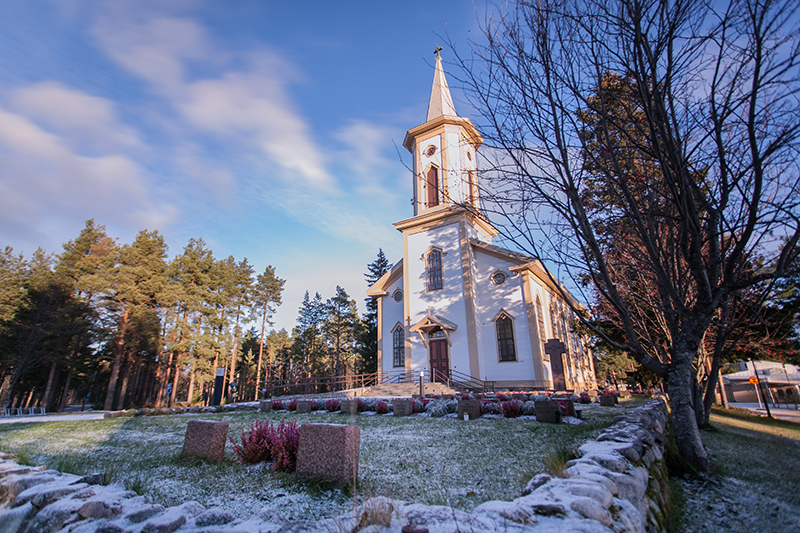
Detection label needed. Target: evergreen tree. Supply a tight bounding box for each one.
[359,249,390,374]
[252,265,285,399]
[323,286,361,378]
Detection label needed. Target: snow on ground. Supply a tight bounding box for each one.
[0,405,617,522]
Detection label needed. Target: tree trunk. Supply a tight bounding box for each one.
[42,361,59,411]
[186,365,195,406]
[104,307,129,410]
[59,367,73,412]
[169,357,180,407]
[702,351,725,426]
[255,302,267,401]
[669,353,713,472]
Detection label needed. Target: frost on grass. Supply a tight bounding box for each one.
[0,406,615,521]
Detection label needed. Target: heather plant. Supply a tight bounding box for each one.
[356,398,365,412]
[579,392,591,404]
[482,401,502,415]
[287,399,298,411]
[375,400,388,414]
[501,400,523,418]
[270,419,300,472]
[229,420,276,464]
[272,399,283,410]
[325,399,341,412]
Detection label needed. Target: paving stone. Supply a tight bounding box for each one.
[181,420,229,462]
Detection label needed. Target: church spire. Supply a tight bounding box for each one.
[426,47,458,121]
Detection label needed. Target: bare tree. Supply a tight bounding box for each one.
[453,0,800,471]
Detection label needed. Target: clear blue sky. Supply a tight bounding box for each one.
[0,1,490,333]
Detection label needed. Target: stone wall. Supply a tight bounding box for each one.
[0,398,669,533]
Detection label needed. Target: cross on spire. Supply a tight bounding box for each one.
[434,45,443,58]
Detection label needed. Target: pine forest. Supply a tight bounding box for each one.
[0,219,391,412]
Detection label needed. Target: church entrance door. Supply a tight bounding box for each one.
[429,337,449,383]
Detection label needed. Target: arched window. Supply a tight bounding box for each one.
[426,249,443,291]
[392,324,405,367]
[495,311,517,362]
[426,166,439,208]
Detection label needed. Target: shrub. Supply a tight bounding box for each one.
[579,392,591,404]
[426,400,448,417]
[521,401,537,416]
[445,400,458,414]
[497,393,509,401]
[501,400,523,418]
[412,399,424,413]
[287,399,298,411]
[270,419,301,472]
[324,398,340,412]
[229,420,276,464]
[601,389,615,397]
[356,398,365,412]
[482,401,502,415]
[375,400,388,414]
[272,399,283,410]
[361,398,377,411]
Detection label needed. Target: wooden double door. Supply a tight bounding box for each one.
[429,338,449,382]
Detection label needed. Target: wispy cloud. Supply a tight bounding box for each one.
[0,104,174,251]
[91,10,399,246]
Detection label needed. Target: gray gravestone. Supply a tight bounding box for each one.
[297,400,314,413]
[393,399,413,417]
[340,399,358,414]
[457,400,481,420]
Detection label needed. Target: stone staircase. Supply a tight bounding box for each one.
[362,381,461,398]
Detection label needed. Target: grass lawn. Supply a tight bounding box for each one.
[0,404,623,521]
[703,406,800,506]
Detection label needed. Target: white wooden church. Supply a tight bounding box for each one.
[367,53,597,391]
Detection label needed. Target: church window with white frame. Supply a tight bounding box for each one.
[495,311,517,362]
[392,324,405,368]
[425,165,440,208]
[426,249,444,291]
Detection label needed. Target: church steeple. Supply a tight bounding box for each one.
[427,47,458,121]
[402,49,485,219]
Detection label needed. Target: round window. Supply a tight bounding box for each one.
[491,271,507,285]
[425,145,437,157]
[393,290,404,302]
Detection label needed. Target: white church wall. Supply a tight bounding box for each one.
[380,278,406,376]
[472,249,537,383]
[443,124,466,205]
[406,221,471,376]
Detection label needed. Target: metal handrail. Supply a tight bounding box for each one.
[266,371,380,398]
[431,368,496,393]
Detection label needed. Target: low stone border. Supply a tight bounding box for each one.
[0,398,668,532]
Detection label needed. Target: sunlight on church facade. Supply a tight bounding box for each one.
[368,52,597,390]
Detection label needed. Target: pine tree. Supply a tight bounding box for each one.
[359,249,390,374]
[252,265,284,399]
[323,286,360,378]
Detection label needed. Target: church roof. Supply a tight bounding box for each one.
[427,51,458,121]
